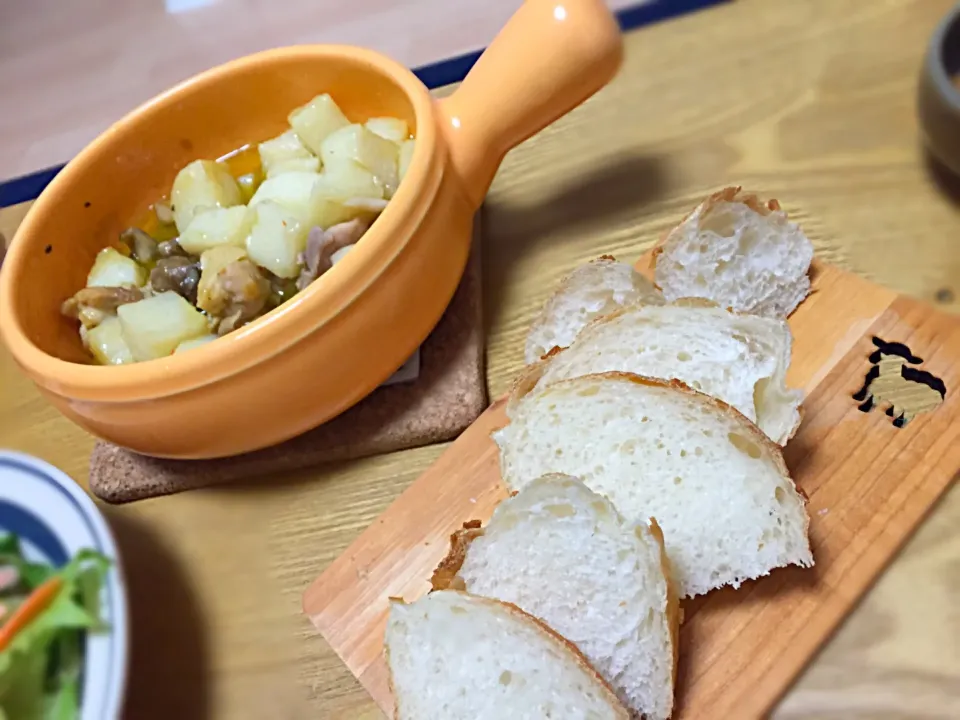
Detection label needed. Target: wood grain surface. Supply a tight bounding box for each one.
[303,262,959,718]
[2,0,960,717]
[0,0,645,181]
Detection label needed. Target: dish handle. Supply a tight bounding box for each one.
[437,0,623,209]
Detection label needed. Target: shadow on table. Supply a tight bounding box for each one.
[105,509,210,720]
[481,151,669,338]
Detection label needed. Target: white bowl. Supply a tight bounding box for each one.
[0,450,128,720]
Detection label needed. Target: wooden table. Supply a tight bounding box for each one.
[2,0,959,717]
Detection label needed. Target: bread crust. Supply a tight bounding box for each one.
[385,591,631,720]
[429,520,484,592]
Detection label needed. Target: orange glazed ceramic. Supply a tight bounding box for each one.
[0,0,622,459]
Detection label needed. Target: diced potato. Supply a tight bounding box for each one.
[342,197,388,213]
[170,159,242,232]
[313,193,390,229]
[258,131,316,177]
[86,316,135,365]
[249,172,320,225]
[321,124,399,198]
[86,248,147,288]
[365,117,409,143]
[266,156,321,178]
[246,201,309,279]
[117,292,211,361]
[314,162,383,200]
[197,245,248,312]
[310,162,386,229]
[174,334,219,354]
[199,244,247,273]
[309,198,363,230]
[178,206,253,255]
[288,94,350,156]
[398,139,415,184]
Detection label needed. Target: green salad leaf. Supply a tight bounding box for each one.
[0,536,111,720]
[0,535,55,589]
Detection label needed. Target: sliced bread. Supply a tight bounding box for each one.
[492,373,813,598]
[527,300,803,445]
[652,187,814,318]
[525,255,663,364]
[431,474,679,720]
[385,589,630,720]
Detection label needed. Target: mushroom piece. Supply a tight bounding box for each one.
[156,238,187,258]
[62,286,144,314]
[61,286,144,327]
[149,257,201,304]
[119,227,159,264]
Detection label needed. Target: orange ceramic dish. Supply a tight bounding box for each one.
[0,0,622,459]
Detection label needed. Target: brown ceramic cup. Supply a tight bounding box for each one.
[919,3,960,175]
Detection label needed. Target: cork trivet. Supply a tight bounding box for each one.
[88,234,487,504]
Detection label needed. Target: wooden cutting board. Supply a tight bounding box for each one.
[303,258,960,719]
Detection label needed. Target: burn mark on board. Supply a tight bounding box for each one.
[853,337,946,427]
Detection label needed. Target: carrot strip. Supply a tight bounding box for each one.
[0,576,63,651]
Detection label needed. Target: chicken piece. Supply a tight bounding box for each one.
[61,286,144,327]
[216,310,245,336]
[295,218,369,291]
[197,259,271,335]
[149,257,201,304]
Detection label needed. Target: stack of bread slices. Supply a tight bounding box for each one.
[384,187,817,719]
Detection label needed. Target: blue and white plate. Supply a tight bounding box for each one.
[0,450,128,720]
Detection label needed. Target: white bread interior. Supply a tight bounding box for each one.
[385,589,630,720]
[431,474,679,720]
[525,256,663,364]
[493,372,813,598]
[529,299,803,444]
[652,187,814,318]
